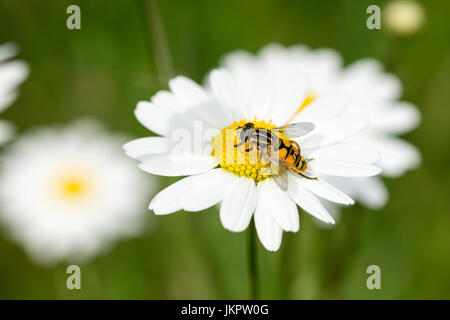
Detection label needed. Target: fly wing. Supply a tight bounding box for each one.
[276,122,315,138]
[274,168,288,191]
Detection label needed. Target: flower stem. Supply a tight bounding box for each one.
[279,233,297,299]
[142,0,174,85]
[248,220,259,300]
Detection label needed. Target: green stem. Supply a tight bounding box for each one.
[248,220,259,299]
[279,233,296,299]
[142,0,175,85]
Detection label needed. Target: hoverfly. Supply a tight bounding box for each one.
[234,122,317,188]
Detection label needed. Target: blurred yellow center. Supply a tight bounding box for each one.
[55,173,90,200]
[212,119,278,181]
[62,179,85,195]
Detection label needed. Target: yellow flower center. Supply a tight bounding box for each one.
[52,170,91,201]
[61,177,86,197]
[212,119,281,181]
[212,93,317,182]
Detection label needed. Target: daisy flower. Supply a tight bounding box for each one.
[0,42,29,144]
[125,68,381,251]
[0,120,152,265]
[221,44,421,209]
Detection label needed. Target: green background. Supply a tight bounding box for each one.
[0,0,449,299]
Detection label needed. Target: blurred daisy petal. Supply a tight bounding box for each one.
[309,160,382,177]
[309,143,380,164]
[0,120,151,265]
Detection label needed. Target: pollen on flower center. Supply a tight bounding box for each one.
[212,119,279,181]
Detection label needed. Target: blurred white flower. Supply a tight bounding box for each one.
[0,42,29,144]
[384,0,425,36]
[0,120,152,265]
[221,44,421,209]
[125,68,381,251]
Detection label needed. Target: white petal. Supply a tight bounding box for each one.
[341,59,402,101]
[308,143,380,164]
[299,115,368,149]
[292,92,349,124]
[220,50,255,74]
[219,50,258,104]
[259,43,292,63]
[178,169,235,211]
[287,175,335,224]
[149,177,192,215]
[257,179,299,232]
[168,76,232,129]
[0,42,18,61]
[325,175,388,210]
[151,90,186,113]
[149,169,235,214]
[270,73,308,126]
[295,175,354,205]
[306,48,343,83]
[0,90,18,112]
[138,153,218,176]
[123,137,171,159]
[248,70,277,119]
[254,186,283,252]
[0,120,14,144]
[135,101,191,136]
[368,134,421,177]
[374,74,402,101]
[354,176,388,209]
[371,102,421,135]
[220,177,257,232]
[209,69,245,119]
[309,160,382,177]
[168,76,210,104]
[0,60,29,94]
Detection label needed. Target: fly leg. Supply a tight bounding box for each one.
[291,161,318,180]
[298,172,318,180]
